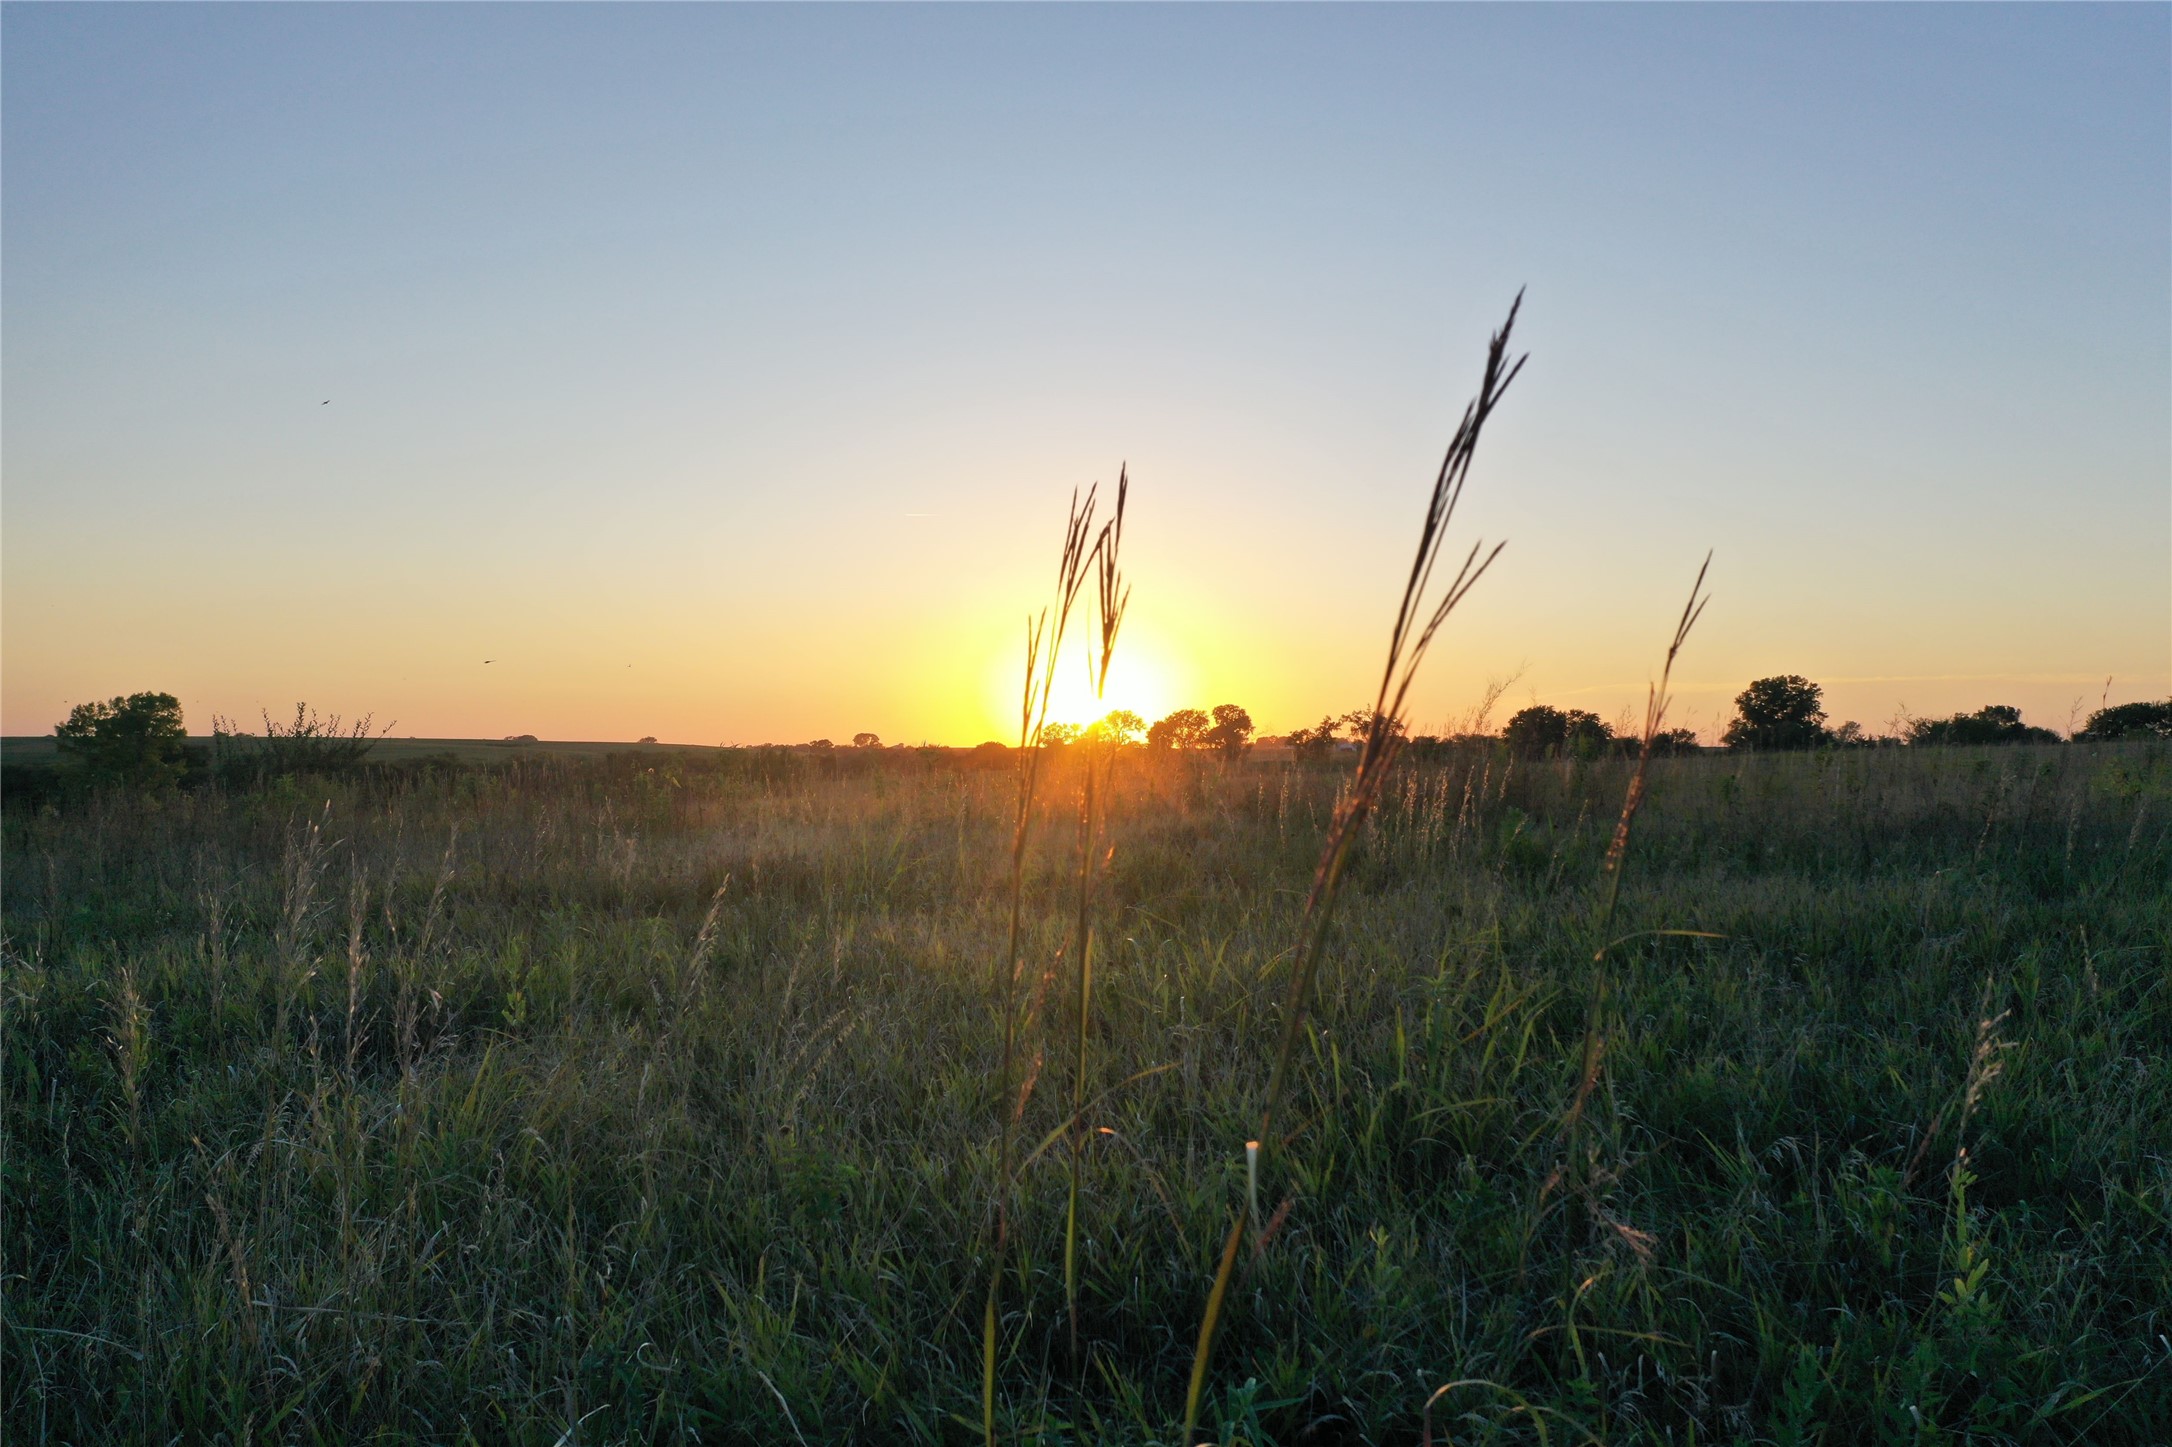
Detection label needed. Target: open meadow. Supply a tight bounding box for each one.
[5,738,2168,1444]
[8,7,2168,1444]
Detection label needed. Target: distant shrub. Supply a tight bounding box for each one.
[1722,675,1829,750]
[1905,704,2061,747]
[853,732,882,748]
[1286,716,1343,762]
[2078,700,2172,741]
[213,703,387,782]
[1406,732,1496,761]
[1650,727,1701,755]
[54,691,188,791]
[1503,705,1611,757]
[1283,709,1403,762]
[1339,708,1408,746]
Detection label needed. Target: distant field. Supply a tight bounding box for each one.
[0,735,725,766]
[5,741,2168,1443]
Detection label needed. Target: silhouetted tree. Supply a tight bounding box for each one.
[1503,705,1568,754]
[853,732,882,748]
[1564,710,1612,755]
[1287,715,1343,762]
[1040,722,1082,748]
[55,692,187,790]
[1337,709,1410,748]
[1502,705,1608,756]
[1205,704,1254,761]
[2078,700,2172,741]
[1146,708,1208,751]
[1906,705,2060,746]
[1093,710,1146,746]
[1722,675,1830,750]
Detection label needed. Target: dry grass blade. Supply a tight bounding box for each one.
[1562,554,1712,1174]
[1068,465,1129,1368]
[1601,552,1711,882]
[986,482,1104,1447]
[1182,298,1525,1440]
[1421,1379,1555,1447]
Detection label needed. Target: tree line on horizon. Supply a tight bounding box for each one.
[1066,674,2170,761]
[17,677,2172,796]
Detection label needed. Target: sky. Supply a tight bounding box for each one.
[5,4,2166,745]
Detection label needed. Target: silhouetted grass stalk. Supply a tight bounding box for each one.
[1561,556,1712,1167]
[1181,297,1526,1439]
[1065,468,1129,1370]
[985,486,1102,1447]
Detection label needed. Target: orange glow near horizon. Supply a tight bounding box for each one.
[979,624,1189,742]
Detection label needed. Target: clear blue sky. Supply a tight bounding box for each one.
[6,4,2166,743]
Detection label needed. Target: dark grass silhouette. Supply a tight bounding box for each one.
[1182,296,1521,1439]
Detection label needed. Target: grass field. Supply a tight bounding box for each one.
[4,739,2169,1444]
[0,736,734,767]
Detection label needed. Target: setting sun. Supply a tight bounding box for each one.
[982,625,1188,739]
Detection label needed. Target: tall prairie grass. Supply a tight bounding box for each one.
[6,733,2167,1443]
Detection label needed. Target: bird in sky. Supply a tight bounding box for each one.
[321,400,329,405]
[484,659,494,664]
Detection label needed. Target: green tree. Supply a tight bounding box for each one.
[54,692,188,790]
[1906,704,2060,747]
[2078,700,2172,741]
[1722,675,1830,750]
[1146,708,1208,751]
[1205,704,1254,761]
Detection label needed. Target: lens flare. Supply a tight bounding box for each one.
[983,627,1185,739]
